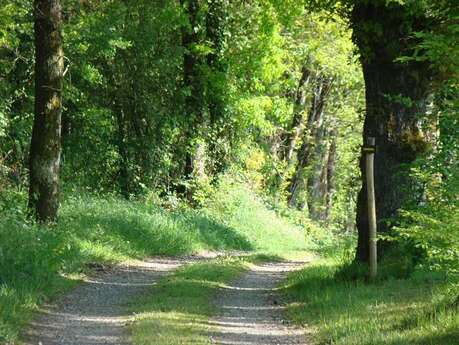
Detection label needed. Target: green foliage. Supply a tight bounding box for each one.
[0,0,457,342]
[390,0,459,277]
[0,0,364,226]
[393,158,459,276]
[0,0,33,189]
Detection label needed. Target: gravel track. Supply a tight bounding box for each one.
[210,261,310,345]
[23,256,309,345]
[23,256,205,345]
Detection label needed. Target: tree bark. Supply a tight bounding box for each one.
[114,104,132,198]
[284,66,311,163]
[325,134,337,220]
[28,0,64,222]
[306,114,334,221]
[351,2,432,262]
[206,0,229,177]
[287,77,332,209]
[181,0,206,198]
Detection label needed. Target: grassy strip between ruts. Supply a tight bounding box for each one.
[282,257,459,345]
[129,254,282,345]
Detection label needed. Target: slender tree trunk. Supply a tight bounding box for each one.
[325,134,337,220]
[28,0,64,222]
[114,106,131,198]
[287,77,332,209]
[352,3,432,262]
[285,66,311,163]
[307,125,329,221]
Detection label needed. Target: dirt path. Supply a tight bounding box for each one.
[24,256,206,345]
[210,261,310,345]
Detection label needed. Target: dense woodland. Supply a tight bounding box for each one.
[0,0,458,344]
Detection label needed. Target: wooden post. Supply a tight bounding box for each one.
[365,137,377,280]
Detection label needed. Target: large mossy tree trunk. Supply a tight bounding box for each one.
[28,0,64,222]
[351,2,432,262]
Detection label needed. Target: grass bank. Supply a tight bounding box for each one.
[0,179,311,343]
[283,257,459,345]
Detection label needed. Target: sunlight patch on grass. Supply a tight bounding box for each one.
[283,258,459,345]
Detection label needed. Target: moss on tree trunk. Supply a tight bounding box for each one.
[28,0,63,222]
[351,2,432,262]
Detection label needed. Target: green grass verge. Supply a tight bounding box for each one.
[130,254,278,345]
[283,257,459,345]
[0,180,311,343]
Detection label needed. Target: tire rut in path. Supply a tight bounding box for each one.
[24,256,206,345]
[210,261,310,345]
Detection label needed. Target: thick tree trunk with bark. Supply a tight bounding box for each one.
[28,0,64,222]
[352,3,431,262]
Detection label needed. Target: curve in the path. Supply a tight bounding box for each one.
[24,257,195,345]
[210,261,310,345]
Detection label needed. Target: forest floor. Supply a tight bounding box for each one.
[22,254,311,345]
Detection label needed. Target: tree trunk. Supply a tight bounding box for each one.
[28,0,64,222]
[114,105,132,198]
[325,134,337,220]
[181,0,206,199]
[307,125,329,221]
[352,3,432,262]
[206,0,229,178]
[284,66,311,163]
[287,77,332,209]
